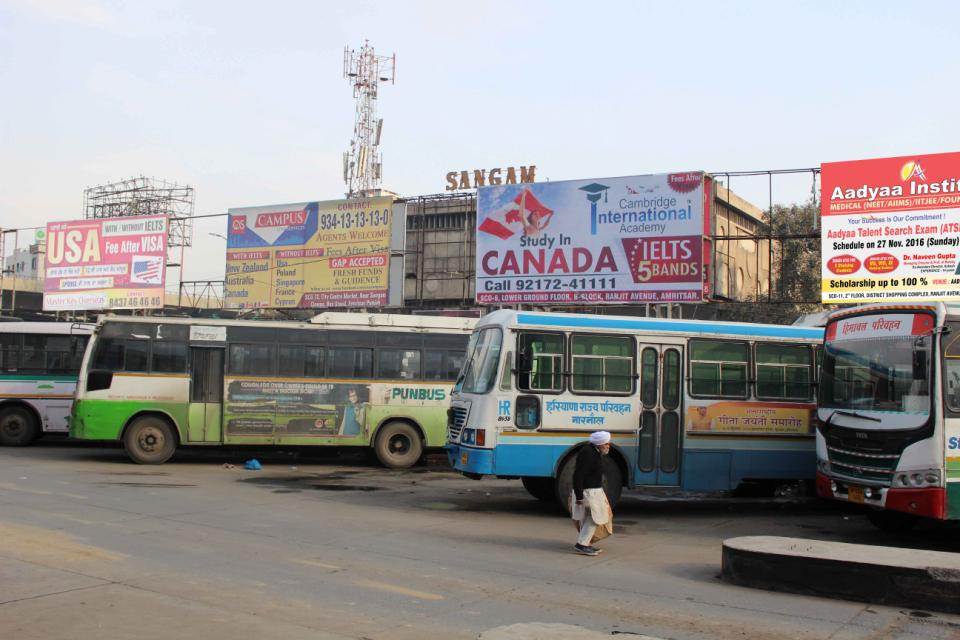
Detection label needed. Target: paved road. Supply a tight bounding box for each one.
[2,442,960,640]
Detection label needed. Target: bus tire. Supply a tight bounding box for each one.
[554,451,623,511]
[0,405,40,446]
[374,421,423,469]
[521,476,555,502]
[123,415,177,465]
[866,509,919,533]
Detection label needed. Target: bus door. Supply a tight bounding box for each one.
[187,347,224,443]
[635,344,683,486]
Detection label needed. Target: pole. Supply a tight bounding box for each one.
[11,230,18,314]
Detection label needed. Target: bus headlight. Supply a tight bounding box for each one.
[893,469,941,488]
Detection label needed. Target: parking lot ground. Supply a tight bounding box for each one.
[3,442,960,640]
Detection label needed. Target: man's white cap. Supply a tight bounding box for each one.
[589,431,611,445]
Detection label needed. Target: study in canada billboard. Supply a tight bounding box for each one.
[475,172,707,304]
[224,197,393,309]
[821,151,960,303]
[43,215,168,311]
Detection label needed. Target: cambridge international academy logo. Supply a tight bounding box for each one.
[900,160,927,182]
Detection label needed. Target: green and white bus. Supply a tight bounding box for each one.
[70,313,475,466]
[0,322,93,446]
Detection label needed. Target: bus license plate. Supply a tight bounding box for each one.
[848,485,865,503]
[461,452,469,465]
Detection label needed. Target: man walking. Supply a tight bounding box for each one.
[571,430,613,556]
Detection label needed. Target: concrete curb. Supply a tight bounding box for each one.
[722,536,960,614]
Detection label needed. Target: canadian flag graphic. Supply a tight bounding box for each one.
[478,189,554,240]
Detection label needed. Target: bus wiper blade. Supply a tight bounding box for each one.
[834,409,882,423]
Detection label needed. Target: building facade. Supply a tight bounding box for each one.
[401,182,772,311]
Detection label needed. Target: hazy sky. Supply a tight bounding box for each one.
[1,0,957,282]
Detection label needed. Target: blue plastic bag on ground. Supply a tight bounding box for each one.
[244,459,262,471]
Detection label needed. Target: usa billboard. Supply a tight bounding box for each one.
[475,172,706,304]
[43,215,168,311]
[224,197,394,309]
[821,151,960,303]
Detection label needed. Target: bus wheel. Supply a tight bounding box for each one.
[866,509,919,533]
[0,406,39,446]
[554,452,624,511]
[123,416,176,464]
[521,476,555,502]
[374,422,423,469]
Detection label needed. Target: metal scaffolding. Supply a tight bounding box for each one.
[83,175,195,248]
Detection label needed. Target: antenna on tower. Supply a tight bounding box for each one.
[343,41,396,198]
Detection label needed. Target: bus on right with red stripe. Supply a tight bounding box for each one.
[816,302,960,531]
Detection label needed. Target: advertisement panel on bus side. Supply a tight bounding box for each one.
[686,401,814,436]
[475,172,706,304]
[43,215,168,311]
[224,197,394,309]
[821,151,960,303]
[221,378,449,441]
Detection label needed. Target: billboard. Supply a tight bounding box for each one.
[475,172,706,304]
[821,151,960,303]
[224,197,394,309]
[43,215,168,311]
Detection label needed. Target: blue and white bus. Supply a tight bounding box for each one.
[447,310,824,505]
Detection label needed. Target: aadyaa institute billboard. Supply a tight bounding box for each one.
[821,151,960,303]
[475,172,706,304]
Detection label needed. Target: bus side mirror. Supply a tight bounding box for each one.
[913,350,928,380]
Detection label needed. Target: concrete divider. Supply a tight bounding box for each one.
[722,536,960,614]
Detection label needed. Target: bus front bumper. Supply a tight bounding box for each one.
[446,443,495,476]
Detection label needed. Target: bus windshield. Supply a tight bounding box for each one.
[456,327,502,394]
[820,313,933,415]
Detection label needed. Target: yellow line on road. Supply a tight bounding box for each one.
[354,579,445,601]
[296,559,342,571]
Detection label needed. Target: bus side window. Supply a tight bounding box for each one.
[304,346,326,377]
[278,345,306,377]
[516,332,564,393]
[0,334,18,371]
[20,335,47,372]
[755,343,813,401]
[328,347,373,378]
[228,343,276,376]
[152,341,188,373]
[377,349,421,380]
[947,362,960,411]
[570,334,634,395]
[689,339,748,398]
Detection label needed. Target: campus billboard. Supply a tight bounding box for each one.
[821,151,960,303]
[475,172,707,304]
[43,215,168,311]
[224,197,395,309]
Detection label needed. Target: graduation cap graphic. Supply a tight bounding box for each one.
[579,183,609,235]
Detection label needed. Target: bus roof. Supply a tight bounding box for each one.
[0,321,94,335]
[826,302,960,324]
[97,313,476,333]
[476,309,824,341]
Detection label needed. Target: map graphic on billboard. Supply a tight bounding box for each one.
[224,197,394,309]
[43,215,168,311]
[475,173,706,304]
[821,151,960,303]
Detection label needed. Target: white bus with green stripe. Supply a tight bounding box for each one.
[817,302,959,531]
[0,322,93,446]
[70,314,474,466]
